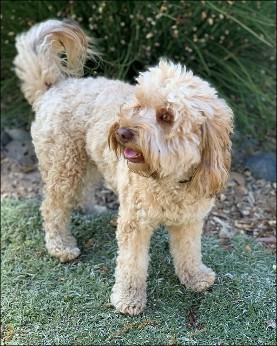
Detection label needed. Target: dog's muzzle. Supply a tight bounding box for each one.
[116,127,134,143]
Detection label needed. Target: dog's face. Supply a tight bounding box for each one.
[109,60,233,197]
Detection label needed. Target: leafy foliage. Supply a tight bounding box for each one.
[1,0,276,139]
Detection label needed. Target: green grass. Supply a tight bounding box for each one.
[1,199,276,345]
[1,1,276,140]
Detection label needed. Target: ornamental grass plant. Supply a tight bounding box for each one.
[1,1,276,140]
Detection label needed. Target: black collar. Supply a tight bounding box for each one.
[178,178,192,184]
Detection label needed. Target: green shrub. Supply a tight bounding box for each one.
[1,0,276,140]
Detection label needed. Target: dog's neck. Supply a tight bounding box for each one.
[177,165,197,184]
[178,177,192,184]
[149,171,193,185]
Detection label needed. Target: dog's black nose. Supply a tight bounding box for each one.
[117,127,134,143]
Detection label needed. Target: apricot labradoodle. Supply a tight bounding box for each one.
[14,19,233,315]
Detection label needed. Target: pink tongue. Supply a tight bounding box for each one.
[124,148,139,159]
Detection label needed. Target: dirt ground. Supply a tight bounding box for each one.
[1,148,276,252]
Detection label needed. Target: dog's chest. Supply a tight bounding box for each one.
[134,183,214,226]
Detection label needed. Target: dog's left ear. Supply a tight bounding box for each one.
[108,122,121,157]
[189,98,234,198]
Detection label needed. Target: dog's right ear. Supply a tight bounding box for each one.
[108,122,121,157]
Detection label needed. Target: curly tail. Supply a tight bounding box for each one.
[14,19,96,105]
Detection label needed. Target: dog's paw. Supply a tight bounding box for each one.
[110,286,146,315]
[49,246,81,263]
[180,265,216,292]
[46,235,80,262]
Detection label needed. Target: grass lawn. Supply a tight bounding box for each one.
[1,199,276,345]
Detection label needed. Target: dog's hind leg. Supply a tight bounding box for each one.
[34,130,92,262]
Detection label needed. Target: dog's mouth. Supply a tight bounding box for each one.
[123,148,145,163]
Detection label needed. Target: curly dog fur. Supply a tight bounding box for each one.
[14,19,233,315]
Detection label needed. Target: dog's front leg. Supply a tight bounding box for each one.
[41,197,80,263]
[168,220,215,292]
[110,216,154,315]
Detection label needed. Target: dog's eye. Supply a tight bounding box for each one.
[160,112,173,123]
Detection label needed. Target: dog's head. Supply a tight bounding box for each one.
[108,60,233,197]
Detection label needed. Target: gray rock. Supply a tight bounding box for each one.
[244,152,276,182]
[2,139,37,172]
[1,128,37,172]
[5,128,32,141]
[1,131,12,146]
[231,132,260,169]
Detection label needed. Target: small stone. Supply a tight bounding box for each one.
[78,204,108,215]
[244,170,252,177]
[245,245,252,252]
[241,210,250,216]
[93,205,108,214]
[220,193,226,201]
[229,171,246,186]
[266,320,276,329]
